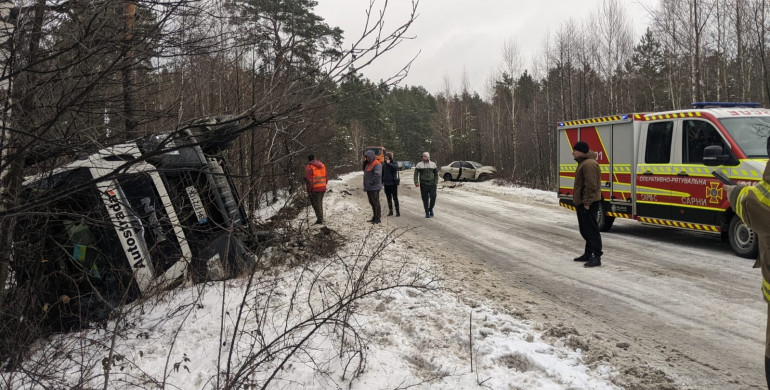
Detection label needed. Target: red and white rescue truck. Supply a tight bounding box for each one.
[557,102,770,258]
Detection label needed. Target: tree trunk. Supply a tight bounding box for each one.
[122,1,137,138]
[737,0,747,100]
[0,0,11,307]
[0,0,41,308]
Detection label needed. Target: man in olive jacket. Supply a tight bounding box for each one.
[571,141,603,268]
[726,137,770,388]
[414,151,439,218]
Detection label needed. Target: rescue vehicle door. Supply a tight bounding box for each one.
[608,122,634,215]
[636,120,675,221]
[675,119,732,225]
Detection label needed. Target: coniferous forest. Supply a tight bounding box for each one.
[2,0,770,376]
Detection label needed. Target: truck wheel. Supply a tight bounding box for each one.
[728,214,759,258]
[596,202,615,232]
[443,173,453,182]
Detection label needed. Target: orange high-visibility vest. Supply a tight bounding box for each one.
[310,163,327,192]
[365,159,381,172]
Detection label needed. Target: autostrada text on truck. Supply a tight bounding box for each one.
[12,116,258,328]
[557,102,770,258]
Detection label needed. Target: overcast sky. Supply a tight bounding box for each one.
[315,0,657,96]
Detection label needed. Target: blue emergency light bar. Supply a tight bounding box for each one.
[691,102,761,108]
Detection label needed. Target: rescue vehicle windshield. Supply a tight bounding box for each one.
[719,116,770,158]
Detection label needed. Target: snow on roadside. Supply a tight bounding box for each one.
[2,175,620,389]
[444,178,559,207]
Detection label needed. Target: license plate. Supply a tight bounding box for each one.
[185,186,209,223]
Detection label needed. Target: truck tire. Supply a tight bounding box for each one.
[728,214,759,258]
[596,202,615,232]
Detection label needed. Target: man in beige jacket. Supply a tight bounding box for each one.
[571,141,603,268]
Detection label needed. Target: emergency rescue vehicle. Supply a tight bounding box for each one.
[557,102,770,258]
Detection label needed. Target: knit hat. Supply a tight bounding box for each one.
[573,141,589,154]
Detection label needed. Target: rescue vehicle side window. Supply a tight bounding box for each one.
[682,120,728,164]
[645,121,673,164]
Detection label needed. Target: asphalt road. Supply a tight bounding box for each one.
[350,170,765,389]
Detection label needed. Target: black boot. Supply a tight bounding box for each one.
[387,206,393,216]
[573,254,589,262]
[396,205,400,217]
[584,254,602,268]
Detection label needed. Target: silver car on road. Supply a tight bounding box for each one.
[440,161,496,181]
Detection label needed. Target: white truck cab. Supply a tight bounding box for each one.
[13,116,256,326]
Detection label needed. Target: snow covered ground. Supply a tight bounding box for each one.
[2,174,631,389]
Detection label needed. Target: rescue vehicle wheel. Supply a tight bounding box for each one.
[728,214,759,259]
[443,173,453,182]
[596,202,615,232]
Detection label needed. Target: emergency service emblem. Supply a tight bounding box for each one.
[705,182,723,204]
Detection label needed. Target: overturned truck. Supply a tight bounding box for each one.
[11,116,257,327]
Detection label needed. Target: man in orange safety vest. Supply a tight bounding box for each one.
[305,154,327,225]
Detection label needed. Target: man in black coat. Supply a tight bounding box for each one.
[381,152,400,216]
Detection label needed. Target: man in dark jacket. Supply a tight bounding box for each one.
[571,141,603,267]
[304,154,327,224]
[363,150,383,224]
[726,137,770,388]
[414,151,439,218]
[382,152,400,216]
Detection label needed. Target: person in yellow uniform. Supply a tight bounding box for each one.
[726,137,770,388]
